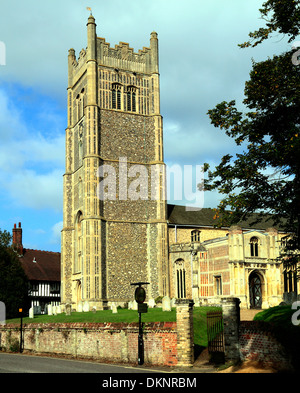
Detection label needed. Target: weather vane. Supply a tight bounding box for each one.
[86,7,92,15]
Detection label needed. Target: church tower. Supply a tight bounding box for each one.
[61,14,168,310]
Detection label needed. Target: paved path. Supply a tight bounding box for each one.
[240,309,262,321]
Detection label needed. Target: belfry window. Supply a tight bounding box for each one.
[250,237,259,257]
[126,86,136,112]
[112,84,121,110]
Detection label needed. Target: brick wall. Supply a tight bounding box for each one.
[0,321,178,367]
[239,321,292,370]
[207,245,230,296]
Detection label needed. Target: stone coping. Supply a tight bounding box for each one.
[1,321,177,332]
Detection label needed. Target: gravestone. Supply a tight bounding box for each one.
[132,300,138,310]
[77,301,83,312]
[47,304,53,315]
[111,303,118,314]
[171,298,176,307]
[34,306,41,315]
[83,301,89,312]
[148,298,155,308]
[92,306,97,313]
[162,296,171,311]
[194,298,200,307]
[52,306,57,315]
[29,307,34,318]
[65,304,72,316]
[56,305,61,314]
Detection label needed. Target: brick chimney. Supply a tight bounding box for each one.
[12,222,23,255]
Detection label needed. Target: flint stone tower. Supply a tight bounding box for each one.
[61,15,168,310]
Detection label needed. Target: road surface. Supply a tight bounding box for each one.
[0,352,165,373]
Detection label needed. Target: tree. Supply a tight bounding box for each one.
[203,1,300,269]
[0,229,28,319]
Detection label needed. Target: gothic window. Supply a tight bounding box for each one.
[191,230,200,242]
[177,269,186,298]
[284,269,298,293]
[112,83,122,110]
[126,86,136,112]
[250,236,259,257]
[175,259,186,298]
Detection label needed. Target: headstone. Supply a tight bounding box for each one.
[132,300,138,310]
[29,307,34,318]
[128,301,133,310]
[65,304,72,316]
[111,303,118,314]
[162,296,171,311]
[52,306,57,315]
[171,298,176,307]
[148,298,155,308]
[83,300,89,312]
[194,298,200,307]
[47,304,53,315]
[92,306,97,313]
[33,305,41,315]
[77,300,83,312]
[56,305,62,314]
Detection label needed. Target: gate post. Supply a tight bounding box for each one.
[221,297,240,363]
[176,299,194,367]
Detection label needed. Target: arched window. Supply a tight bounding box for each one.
[175,259,186,298]
[112,83,122,110]
[191,230,200,242]
[177,269,186,298]
[250,237,259,257]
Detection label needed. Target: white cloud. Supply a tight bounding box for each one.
[5,168,63,211]
[50,221,63,245]
[0,87,64,211]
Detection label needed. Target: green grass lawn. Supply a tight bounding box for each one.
[6,306,219,356]
[7,307,177,324]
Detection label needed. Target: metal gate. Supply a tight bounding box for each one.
[206,310,224,361]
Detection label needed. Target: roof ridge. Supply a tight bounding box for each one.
[24,248,61,255]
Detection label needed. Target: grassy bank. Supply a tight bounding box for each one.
[254,305,300,370]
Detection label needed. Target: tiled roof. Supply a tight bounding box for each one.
[19,249,61,282]
[167,204,285,231]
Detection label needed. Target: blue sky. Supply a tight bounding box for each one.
[0,0,293,252]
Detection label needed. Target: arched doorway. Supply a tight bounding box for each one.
[249,271,262,309]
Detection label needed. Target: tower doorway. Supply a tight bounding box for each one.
[249,271,262,309]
